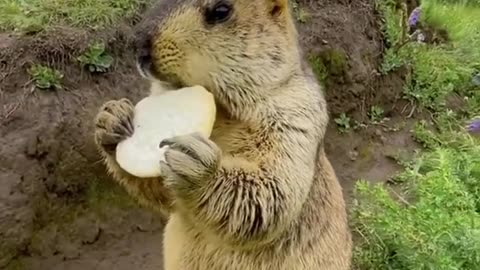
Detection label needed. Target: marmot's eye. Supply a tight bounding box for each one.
[205,2,233,25]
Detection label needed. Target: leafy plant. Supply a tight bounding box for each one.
[77,41,114,73]
[334,113,351,133]
[28,64,63,90]
[369,105,385,123]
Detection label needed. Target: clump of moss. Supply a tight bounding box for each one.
[308,48,349,85]
[308,54,328,83]
[320,48,349,77]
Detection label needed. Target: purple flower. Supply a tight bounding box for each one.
[467,119,480,133]
[408,7,422,27]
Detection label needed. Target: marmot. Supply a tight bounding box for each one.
[94,0,352,269]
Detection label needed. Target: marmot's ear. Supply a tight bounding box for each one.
[267,0,289,17]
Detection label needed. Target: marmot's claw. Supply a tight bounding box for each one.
[159,132,221,188]
[94,98,135,154]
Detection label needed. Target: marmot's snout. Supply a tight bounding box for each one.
[133,0,185,83]
[133,24,183,87]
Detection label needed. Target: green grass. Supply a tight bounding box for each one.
[434,0,480,5]
[407,1,480,110]
[352,0,480,269]
[353,128,480,269]
[380,0,480,110]
[0,0,152,32]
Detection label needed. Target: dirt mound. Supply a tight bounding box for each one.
[0,0,413,269]
[299,0,388,115]
[0,28,154,267]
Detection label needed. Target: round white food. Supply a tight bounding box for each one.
[116,85,216,178]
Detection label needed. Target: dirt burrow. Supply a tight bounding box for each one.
[0,0,417,269]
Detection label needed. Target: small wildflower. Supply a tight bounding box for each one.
[408,7,422,27]
[467,119,480,133]
[417,33,426,43]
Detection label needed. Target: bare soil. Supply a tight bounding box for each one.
[0,0,419,269]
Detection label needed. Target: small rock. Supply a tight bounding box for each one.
[58,241,81,260]
[348,150,358,161]
[28,225,58,257]
[119,249,131,256]
[74,216,101,245]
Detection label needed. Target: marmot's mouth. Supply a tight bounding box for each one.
[136,59,184,90]
[136,53,187,90]
[136,55,155,79]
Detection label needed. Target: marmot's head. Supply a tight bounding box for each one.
[134,0,301,117]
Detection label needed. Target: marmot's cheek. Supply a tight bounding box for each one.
[182,53,216,89]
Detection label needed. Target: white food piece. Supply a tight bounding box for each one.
[116,85,216,178]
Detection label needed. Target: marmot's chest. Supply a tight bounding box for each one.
[210,115,264,159]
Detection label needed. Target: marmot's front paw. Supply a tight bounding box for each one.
[159,132,221,188]
[94,98,135,154]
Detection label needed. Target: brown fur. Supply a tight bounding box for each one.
[94,0,352,269]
